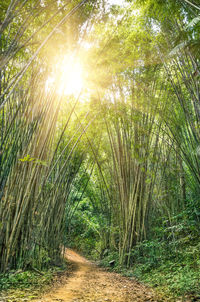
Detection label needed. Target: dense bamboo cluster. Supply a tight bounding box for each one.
[0,0,94,272]
[72,0,200,266]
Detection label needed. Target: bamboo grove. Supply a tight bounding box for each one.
[0,0,100,272]
[1,0,200,277]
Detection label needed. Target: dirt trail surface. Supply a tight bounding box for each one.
[35,249,163,302]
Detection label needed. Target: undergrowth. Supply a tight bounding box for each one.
[99,213,200,300]
[100,249,200,300]
[0,263,69,302]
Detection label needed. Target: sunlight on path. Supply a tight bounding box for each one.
[65,249,90,265]
[35,249,163,302]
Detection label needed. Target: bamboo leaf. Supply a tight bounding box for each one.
[33,159,48,167]
[19,155,35,162]
[169,41,188,57]
[186,15,200,29]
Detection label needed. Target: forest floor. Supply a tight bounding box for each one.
[33,249,178,302]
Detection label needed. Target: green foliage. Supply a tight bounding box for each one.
[0,270,52,290]
[186,16,200,29]
[66,198,102,256]
[97,207,200,298]
[99,251,120,268]
[0,265,68,301]
[19,155,48,166]
[133,261,200,298]
[126,212,200,297]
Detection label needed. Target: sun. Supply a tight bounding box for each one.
[46,54,84,97]
[58,56,83,97]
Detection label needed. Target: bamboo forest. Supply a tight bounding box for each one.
[0,0,200,301]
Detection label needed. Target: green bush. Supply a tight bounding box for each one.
[100,212,200,298]
[100,251,119,268]
[0,270,53,290]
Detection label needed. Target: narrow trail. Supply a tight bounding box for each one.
[36,249,164,302]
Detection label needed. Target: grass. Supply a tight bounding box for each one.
[0,261,74,302]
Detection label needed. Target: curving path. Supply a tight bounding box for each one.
[35,249,165,302]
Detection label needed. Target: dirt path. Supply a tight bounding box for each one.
[36,249,164,302]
